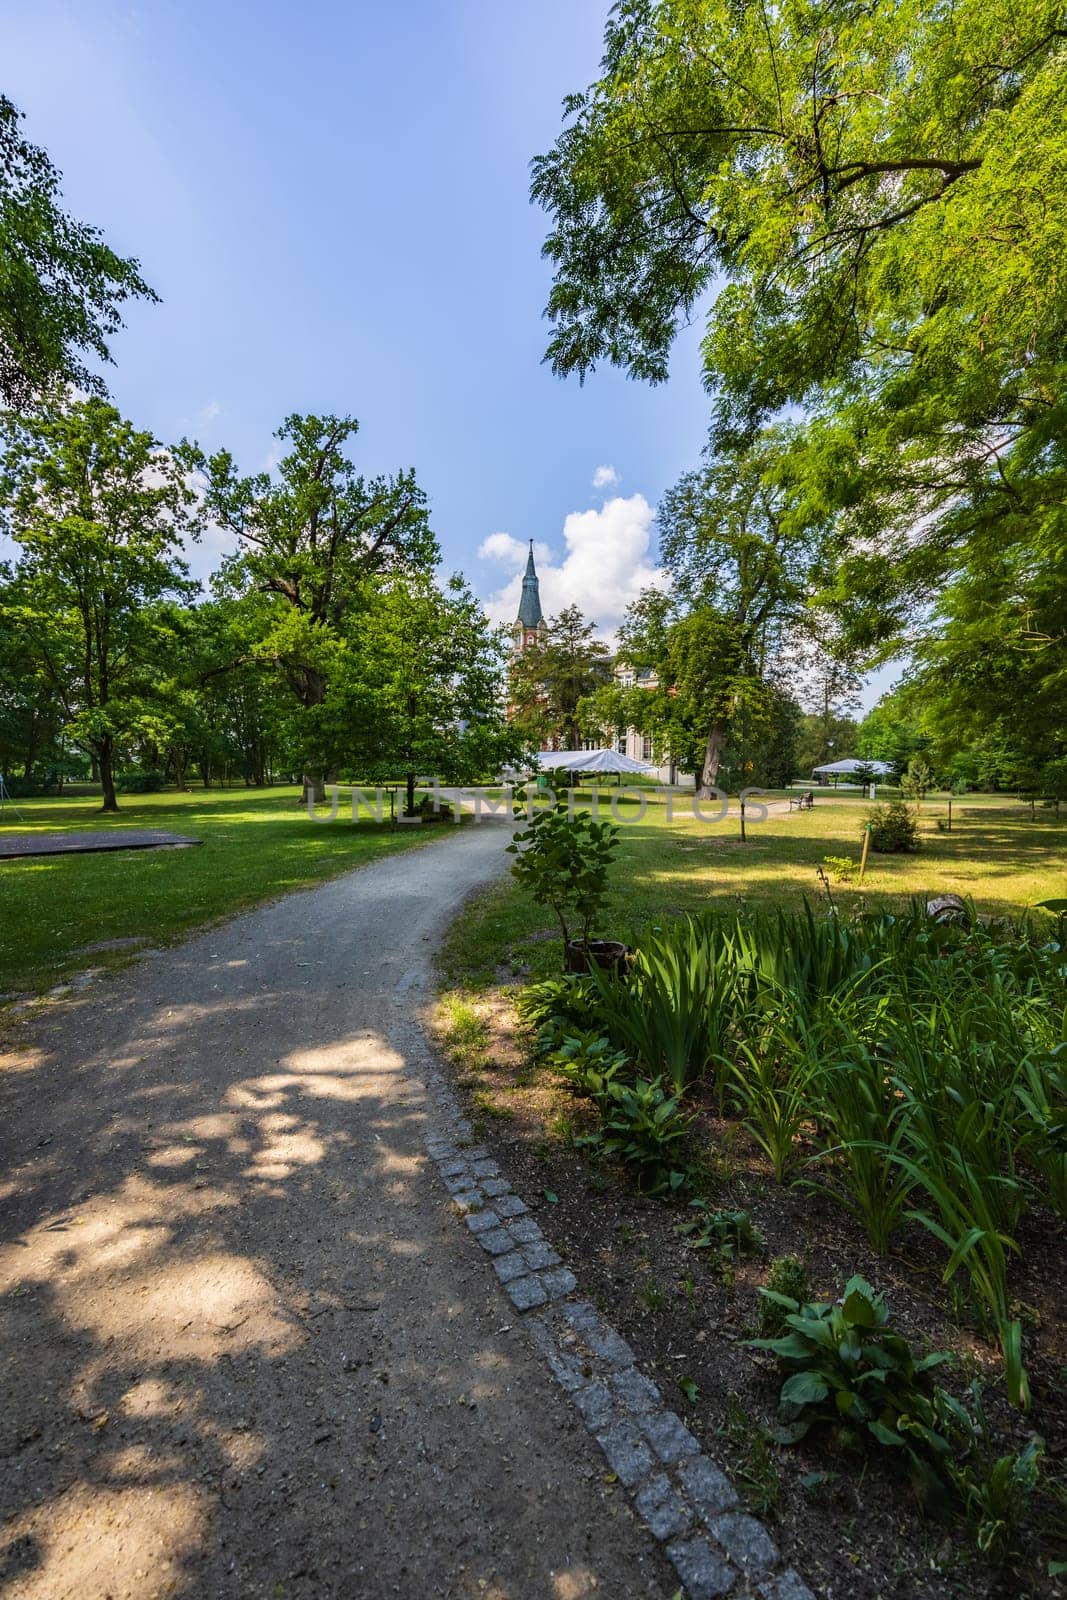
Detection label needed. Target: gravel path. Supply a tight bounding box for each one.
[0,825,671,1600]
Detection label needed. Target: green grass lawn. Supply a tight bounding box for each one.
[0,786,437,998]
[441,787,1066,987]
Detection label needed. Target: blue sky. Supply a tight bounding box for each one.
[3,0,892,708]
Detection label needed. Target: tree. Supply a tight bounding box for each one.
[0,580,67,784]
[855,698,927,780]
[901,757,936,807]
[509,604,611,750]
[533,1,1067,693]
[604,436,823,794]
[0,399,199,809]
[321,574,521,814]
[0,96,156,410]
[191,413,439,799]
[788,639,862,772]
[794,712,859,780]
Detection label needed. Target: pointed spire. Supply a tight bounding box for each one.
[517,540,544,629]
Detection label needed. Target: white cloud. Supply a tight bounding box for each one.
[199,399,222,424]
[479,493,666,641]
[478,532,554,568]
[592,464,619,489]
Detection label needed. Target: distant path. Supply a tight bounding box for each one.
[0,829,201,858]
[0,825,668,1600]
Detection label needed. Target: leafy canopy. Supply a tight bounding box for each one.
[0,97,156,410]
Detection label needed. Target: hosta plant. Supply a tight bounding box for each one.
[546,1029,629,1098]
[748,1275,954,1502]
[577,1074,691,1195]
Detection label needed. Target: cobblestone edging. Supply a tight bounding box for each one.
[402,1023,816,1600]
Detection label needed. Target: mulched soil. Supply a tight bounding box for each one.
[431,986,1067,1600]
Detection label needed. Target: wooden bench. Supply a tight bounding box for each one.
[788,791,814,812]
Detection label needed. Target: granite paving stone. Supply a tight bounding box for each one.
[665,1536,738,1600]
[595,1418,656,1488]
[708,1512,779,1576]
[634,1473,695,1542]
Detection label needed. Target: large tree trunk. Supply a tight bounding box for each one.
[298,668,329,804]
[406,772,416,814]
[696,724,726,799]
[98,736,119,813]
[302,773,326,804]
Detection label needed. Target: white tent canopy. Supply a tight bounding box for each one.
[811,758,894,776]
[532,748,655,775]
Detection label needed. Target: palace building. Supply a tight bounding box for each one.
[508,544,684,784]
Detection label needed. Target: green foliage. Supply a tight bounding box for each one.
[533,1,1066,788]
[749,1275,955,1501]
[0,398,201,810]
[758,1257,810,1337]
[189,413,442,792]
[676,1200,762,1262]
[719,1399,783,1516]
[609,440,823,793]
[587,916,737,1093]
[116,767,167,794]
[506,796,619,958]
[728,1024,817,1185]
[0,96,156,410]
[808,1039,915,1255]
[752,1277,1046,1550]
[867,800,920,854]
[821,854,856,883]
[577,1074,691,1196]
[350,574,519,810]
[936,1383,1044,1564]
[508,604,611,751]
[524,897,1064,1403]
[515,973,602,1041]
[545,1029,630,1098]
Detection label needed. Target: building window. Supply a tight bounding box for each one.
[642,736,652,761]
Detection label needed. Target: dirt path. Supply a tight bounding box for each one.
[0,825,670,1600]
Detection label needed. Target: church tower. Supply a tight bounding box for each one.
[512,541,546,654]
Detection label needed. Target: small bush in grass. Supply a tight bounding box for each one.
[867,799,920,853]
[506,795,618,964]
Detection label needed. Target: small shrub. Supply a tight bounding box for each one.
[516,975,602,1048]
[117,767,166,793]
[822,854,857,883]
[867,799,920,853]
[901,757,936,804]
[936,1382,1044,1564]
[758,1256,810,1335]
[506,795,619,964]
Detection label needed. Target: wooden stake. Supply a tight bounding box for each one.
[859,822,872,881]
